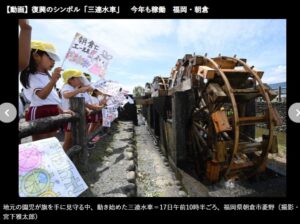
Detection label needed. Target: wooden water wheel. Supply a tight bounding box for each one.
[172,55,281,182]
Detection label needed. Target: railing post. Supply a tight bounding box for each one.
[70,97,88,170]
[278,86,282,102]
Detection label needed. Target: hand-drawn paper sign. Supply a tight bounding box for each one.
[19,137,88,197]
[62,32,114,78]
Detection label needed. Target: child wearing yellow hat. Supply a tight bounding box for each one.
[61,69,105,151]
[82,73,107,140]
[20,40,73,141]
[61,69,91,111]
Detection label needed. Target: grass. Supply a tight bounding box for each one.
[277,144,286,157]
[148,192,162,197]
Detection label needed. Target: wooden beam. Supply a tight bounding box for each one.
[238,142,262,153]
[233,88,259,94]
[211,111,232,133]
[19,114,77,139]
[239,115,267,125]
[197,65,216,79]
[207,83,227,102]
[209,58,237,69]
[221,69,264,78]
[66,145,82,157]
[183,54,193,65]
[174,78,192,92]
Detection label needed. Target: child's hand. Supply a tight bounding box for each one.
[63,109,75,116]
[78,86,90,93]
[100,99,107,105]
[94,105,102,110]
[87,86,94,92]
[52,67,62,82]
[86,108,92,115]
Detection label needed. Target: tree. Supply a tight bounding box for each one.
[133,86,145,97]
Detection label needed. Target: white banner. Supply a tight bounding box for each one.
[19,137,88,197]
[92,80,131,127]
[63,32,114,78]
[92,80,122,97]
[102,105,119,127]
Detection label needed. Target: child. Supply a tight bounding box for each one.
[88,89,108,141]
[61,69,104,151]
[20,40,72,141]
[83,73,107,138]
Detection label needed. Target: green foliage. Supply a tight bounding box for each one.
[133,86,145,97]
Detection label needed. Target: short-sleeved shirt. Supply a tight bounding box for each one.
[97,95,104,102]
[61,84,92,110]
[23,72,61,107]
[81,92,93,105]
[90,96,100,105]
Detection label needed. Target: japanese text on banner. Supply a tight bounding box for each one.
[64,32,114,78]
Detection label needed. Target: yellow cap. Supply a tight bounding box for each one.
[62,69,83,84]
[31,40,60,61]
